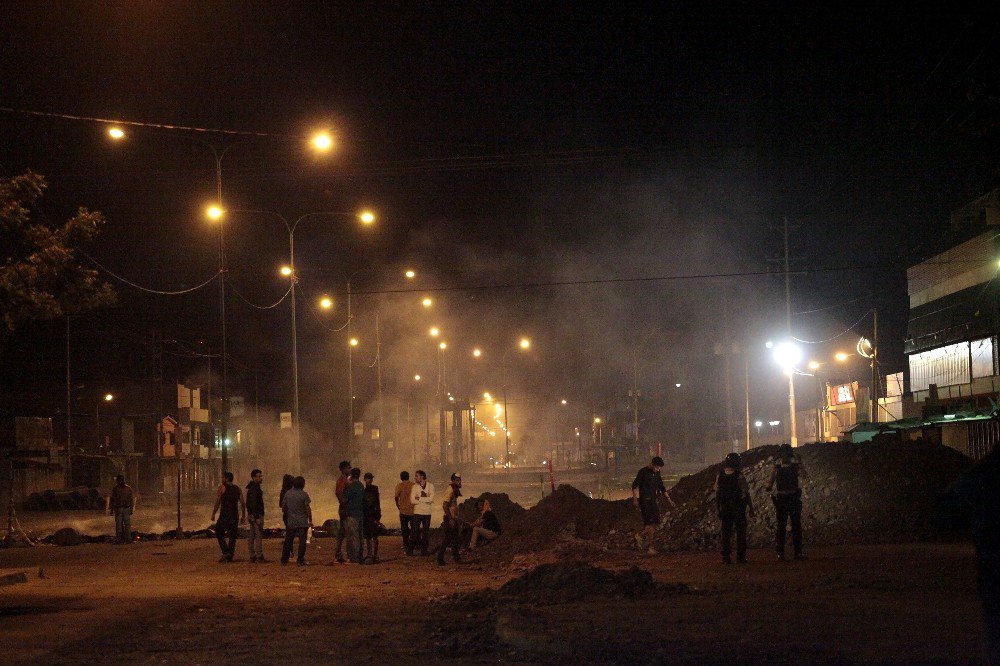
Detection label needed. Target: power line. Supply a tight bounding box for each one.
[0,106,287,138]
[79,249,220,295]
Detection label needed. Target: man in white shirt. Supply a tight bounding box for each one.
[408,469,434,556]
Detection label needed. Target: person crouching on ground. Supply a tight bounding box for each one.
[766,443,807,561]
[107,474,136,544]
[211,471,246,563]
[437,472,463,565]
[716,452,754,564]
[632,456,676,554]
[468,498,502,551]
[362,472,382,564]
[246,469,266,563]
[343,468,365,563]
[280,476,312,566]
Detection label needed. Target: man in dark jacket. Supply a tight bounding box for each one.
[715,452,754,564]
[107,475,135,544]
[246,469,266,563]
[765,443,807,561]
[941,447,1000,664]
[211,472,246,563]
[362,472,382,564]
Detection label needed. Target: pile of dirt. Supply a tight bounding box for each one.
[484,485,632,558]
[496,561,674,604]
[457,492,526,528]
[606,440,973,551]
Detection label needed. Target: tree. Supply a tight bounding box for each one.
[0,170,115,329]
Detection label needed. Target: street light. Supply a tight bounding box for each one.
[96,393,114,454]
[769,340,802,447]
[319,296,333,310]
[835,352,849,362]
[501,338,531,466]
[311,131,334,151]
[232,210,375,473]
[429,327,440,337]
[107,127,125,140]
[472,348,482,358]
[422,297,432,308]
[404,269,416,279]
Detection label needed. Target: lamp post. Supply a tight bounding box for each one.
[499,338,531,467]
[96,393,113,454]
[768,340,802,446]
[233,210,375,473]
[346,264,411,456]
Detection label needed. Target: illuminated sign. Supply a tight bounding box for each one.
[829,383,855,406]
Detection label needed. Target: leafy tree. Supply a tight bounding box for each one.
[0,171,115,329]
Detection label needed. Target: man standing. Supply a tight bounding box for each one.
[334,460,351,564]
[436,472,462,566]
[211,471,246,563]
[766,444,807,561]
[394,471,415,555]
[279,476,312,566]
[343,468,365,563]
[715,452,754,564]
[107,475,135,544]
[631,456,675,554]
[409,469,434,556]
[246,469,266,563]
[362,472,382,564]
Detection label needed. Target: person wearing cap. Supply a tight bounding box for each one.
[436,472,463,565]
[765,443,807,561]
[631,456,676,554]
[715,452,754,564]
[362,472,382,564]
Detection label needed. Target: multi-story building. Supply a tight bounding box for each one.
[904,189,1000,458]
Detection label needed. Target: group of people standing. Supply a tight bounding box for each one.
[208,461,503,568]
[631,444,806,563]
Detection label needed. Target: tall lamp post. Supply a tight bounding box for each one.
[233,209,375,473]
[768,340,802,446]
[96,393,113,454]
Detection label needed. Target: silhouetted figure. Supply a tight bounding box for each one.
[394,471,415,554]
[941,447,1000,664]
[246,469,266,563]
[107,475,135,544]
[343,468,364,563]
[279,474,294,528]
[334,461,351,563]
[362,472,381,564]
[211,472,246,563]
[280,475,312,565]
[716,452,754,563]
[469,498,502,551]
[631,456,676,554]
[766,444,807,561]
[437,472,462,565]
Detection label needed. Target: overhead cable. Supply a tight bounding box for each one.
[79,249,220,295]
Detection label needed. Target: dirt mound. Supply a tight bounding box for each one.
[484,484,633,558]
[497,561,670,603]
[457,492,525,528]
[608,440,973,551]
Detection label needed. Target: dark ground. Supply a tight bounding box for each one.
[0,537,984,664]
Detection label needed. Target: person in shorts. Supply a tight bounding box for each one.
[631,456,675,554]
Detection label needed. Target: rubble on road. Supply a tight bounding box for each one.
[480,441,973,557]
[641,441,973,552]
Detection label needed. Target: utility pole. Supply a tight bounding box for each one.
[784,217,798,446]
[65,315,72,488]
[375,312,384,450]
[744,354,751,451]
[347,281,354,456]
[723,290,735,453]
[871,308,879,423]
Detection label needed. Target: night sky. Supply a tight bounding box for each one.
[2,3,999,457]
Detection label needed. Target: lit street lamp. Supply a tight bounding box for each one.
[768,340,802,447]
[232,209,375,473]
[96,393,114,454]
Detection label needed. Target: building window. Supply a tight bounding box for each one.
[909,341,971,392]
[971,337,996,379]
